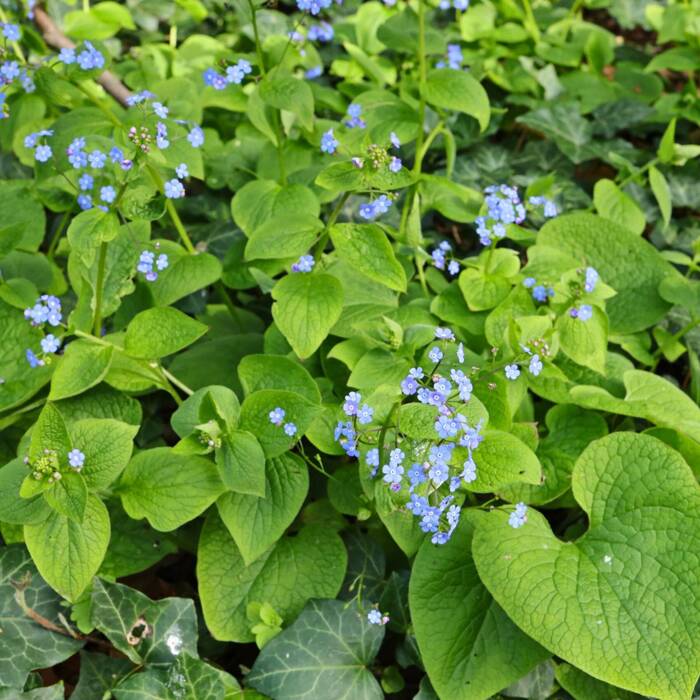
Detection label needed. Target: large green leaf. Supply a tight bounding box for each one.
[24,494,110,601]
[216,430,266,496]
[473,433,700,698]
[425,68,490,132]
[124,307,208,359]
[247,599,384,700]
[537,213,672,333]
[119,448,224,531]
[410,518,549,700]
[238,354,321,403]
[150,252,222,307]
[271,273,344,359]
[557,304,608,374]
[70,651,132,700]
[0,545,84,688]
[198,514,346,642]
[216,453,309,565]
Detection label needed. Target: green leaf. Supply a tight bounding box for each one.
[69,418,137,489]
[593,179,645,235]
[425,69,490,132]
[0,180,45,252]
[569,369,700,442]
[473,433,700,699]
[467,429,542,492]
[259,72,314,131]
[28,403,71,463]
[0,545,84,688]
[70,651,132,700]
[44,471,87,523]
[24,494,110,601]
[657,117,676,163]
[217,431,266,496]
[197,515,346,642]
[247,599,384,700]
[238,354,321,404]
[124,307,208,359]
[459,268,511,311]
[66,209,119,265]
[91,577,198,665]
[48,341,114,401]
[557,305,608,374]
[329,224,407,292]
[0,300,52,413]
[648,165,672,228]
[171,385,241,438]
[150,252,222,307]
[217,453,309,565]
[409,518,549,700]
[0,459,51,524]
[271,273,344,359]
[56,384,142,426]
[119,448,224,531]
[555,663,643,700]
[245,215,324,261]
[537,213,672,334]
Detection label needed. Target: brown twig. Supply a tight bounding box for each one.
[33,6,132,107]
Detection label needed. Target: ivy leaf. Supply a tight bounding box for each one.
[425,68,490,132]
[24,494,110,602]
[197,515,346,642]
[329,224,407,292]
[48,341,114,401]
[271,273,344,359]
[473,433,700,698]
[119,448,224,531]
[124,307,208,359]
[70,651,132,700]
[91,578,198,665]
[0,545,84,689]
[247,599,384,700]
[216,453,309,565]
[409,518,549,700]
[0,685,66,699]
[238,354,321,404]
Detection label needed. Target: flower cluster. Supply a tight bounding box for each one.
[523,276,554,303]
[2,23,20,41]
[475,185,527,245]
[308,21,334,42]
[344,104,366,129]
[431,241,460,277]
[436,43,463,70]
[58,41,105,70]
[334,391,375,459]
[439,0,469,9]
[320,129,338,154]
[359,194,393,221]
[24,447,85,484]
[508,502,528,528]
[24,296,64,368]
[137,249,169,282]
[528,195,558,219]
[367,608,390,626]
[291,255,315,273]
[203,59,252,89]
[24,130,54,163]
[296,0,332,15]
[269,407,297,436]
[0,56,35,117]
[570,304,593,321]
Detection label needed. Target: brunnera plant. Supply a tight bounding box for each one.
[0,0,699,698]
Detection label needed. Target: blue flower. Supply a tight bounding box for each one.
[188,126,204,148]
[448,260,460,276]
[343,391,361,416]
[2,24,21,41]
[461,456,477,483]
[34,145,52,162]
[58,47,76,64]
[269,407,285,425]
[88,150,106,168]
[291,255,315,273]
[76,41,104,70]
[164,179,185,199]
[435,415,459,439]
[77,194,92,210]
[407,492,428,515]
[419,507,440,533]
[578,304,593,321]
[429,461,449,486]
[305,66,323,79]
[523,277,536,288]
[40,334,61,354]
[226,59,252,85]
[435,327,455,341]
[366,448,379,467]
[389,448,404,467]
[68,448,85,469]
[156,254,168,271]
[109,146,123,163]
[357,404,374,425]
[428,346,443,363]
[156,122,169,149]
[505,364,520,380]
[284,422,297,436]
[320,128,338,154]
[26,349,44,368]
[382,462,404,485]
[78,173,93,191]
[584,267,599,293]
[308,21,334,42]
[344,103,366,129]
[389,132,400,149]
[407,463,427,488]
[176,163,189,179]
[152,101,169,118]
[367,609,383,625]
[100,186,116,204]
[401,376,418,395]
[508,502,528,528]
[389,156,402,172]
[528,354,543,376]
[297,0,332,15]
[457,342,465,364]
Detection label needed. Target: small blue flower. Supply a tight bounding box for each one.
[366,448,379,467]
[76,41,104,70]
[2,24,21,41]
[448,260,460,276]
[407,463,427,488]
[152,101,169,118]
[367,608,388,625]
[40,334,61,354]
[296,0,332,16]
[344,103,366,129]
[420,507,440,533]
[284,422,297,436]
[109,146,123,163]
[389,132,400,149]
[343,391,361,416]
[528,354,543,376]
[523,277,536,288]
[77,194,92,210]
[100,186,116,204]
[156,253,169,271]
[0,60,19,82]
[320,128,338,154]
[508,502,528,528]
[58,47,76,64]
[164,179,185,199]
[389,156,402,172]
[382,462,404,485]
[429,461,449,486]
[584,267,599,293]
[428,346,443,363]
[34,145,52,162]
[26,348,44,368]
[435,327,455,341]
[68,448,85,469]
[578,304,593,321]
[269,407,285,425]
[305,66,323,79]
[461,457,477,483]
[291,255,315,273]
[78,173,94,191]
[188,126,204,148]
[308,21,334,42]
[88,150,106,168]
[357,404,374,425]
[505,364,520,380]
[457,342,465,364]
[176,163,189,179]
[400,376,418,395]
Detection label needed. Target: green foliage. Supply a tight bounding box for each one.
[1,0,700,696]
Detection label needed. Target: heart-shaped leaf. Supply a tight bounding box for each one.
[473,432,700,699]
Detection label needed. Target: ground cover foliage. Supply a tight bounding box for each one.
[0,0,699,697]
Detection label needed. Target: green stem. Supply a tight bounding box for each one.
[617,157,658,189]
[92,241,108,336]
[161,366,194,396]
[247,0,267,76]
[521,0,541,42]
[314,192,350,261]
[47,211,72,259]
